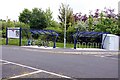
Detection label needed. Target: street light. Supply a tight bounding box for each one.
[118,1,120,15]
[64,1,67,48]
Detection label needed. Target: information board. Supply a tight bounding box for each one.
[7,28,20,38]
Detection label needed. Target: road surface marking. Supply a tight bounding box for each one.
[10,70,42,78]
[1,59,40,71]
[93,55,118,60]
[42,70,71,79]
[2,62,11,65]
[109,57,118,60]
[1,59,72,79]
[100,56,105,57]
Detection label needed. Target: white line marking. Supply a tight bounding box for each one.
[109,57,118,60]
[42,70,71,79]
[2,62,11,65]
[1,60,40,71]
[0,62,10,64]
[10,70,42,79]
[100,56,105,57]
[1,59,72,79]
[93,55,118,60]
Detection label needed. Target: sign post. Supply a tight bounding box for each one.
[19,28,22,46]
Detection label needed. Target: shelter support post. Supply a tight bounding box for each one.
[74,38,77,49]
[53,36,57,48]
[74,30,79,49]
[6,27,8,45]
[53,41,56,48]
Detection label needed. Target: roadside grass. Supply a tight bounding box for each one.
[1,38,27,46]
[56,42,74,48]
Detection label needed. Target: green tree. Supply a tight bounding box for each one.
[6,19,15,27]
[1,20,7,38]
[30,8,48,29]
[45,20,62,32]
[1,19,15,38]
[75,21,88,31]
[19,8,48,29]
[45,7,53,27]
[58,3,74,30]
[94,11,119,35]
[88,15,94,31]
[19,8,31,24]
[118,14,120,36]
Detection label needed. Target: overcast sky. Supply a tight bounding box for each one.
[0,0,119,21]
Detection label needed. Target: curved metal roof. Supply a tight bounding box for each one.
[73,31,109,38]
[30,29,59,36]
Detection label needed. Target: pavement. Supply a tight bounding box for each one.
[1,45,120,80]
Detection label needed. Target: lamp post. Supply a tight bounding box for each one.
[64,1,67,48]
[118,1,120,28]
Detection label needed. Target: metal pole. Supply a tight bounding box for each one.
[53,37,56,48]
[6,27,8,45]
[19,28,22,46]
[118,1,120,15]
[64,1,67,48]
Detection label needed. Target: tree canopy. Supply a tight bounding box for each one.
[73,8,120,35]
[19,8,53,29]
[30,8,48,29]
[1,5,119,43]
[19,8,31,24]
[58,3,74,30]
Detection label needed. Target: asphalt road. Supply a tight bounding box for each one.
[1,45,119,79]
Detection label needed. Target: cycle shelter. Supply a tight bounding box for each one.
[25,29,59,48]
[72,31,108,49]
